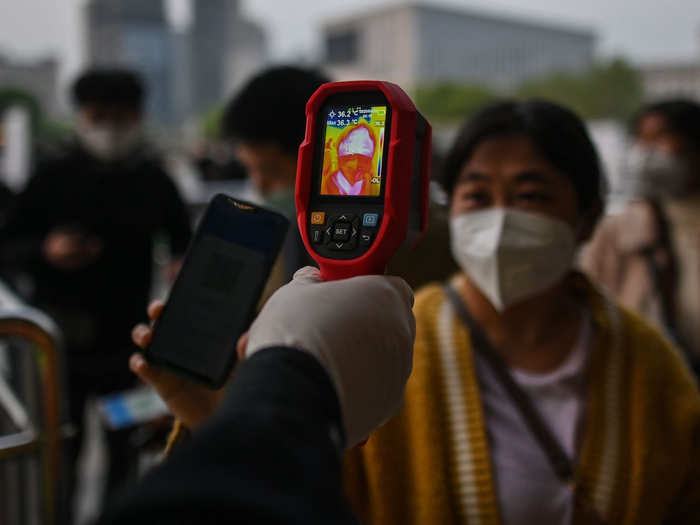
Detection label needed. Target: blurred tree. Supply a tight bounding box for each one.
[0,88,73,144]
[516,58,643,121]
[39,118,73,142]
[414,59,642,125]
[0,88,41,133]
[414,83,498,124]
[201,104,224,139]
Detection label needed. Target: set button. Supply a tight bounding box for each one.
[332,222,351,241]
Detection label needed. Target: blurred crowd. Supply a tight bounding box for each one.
[0,63,699,524]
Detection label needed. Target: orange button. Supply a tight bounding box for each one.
[311,212,326,225]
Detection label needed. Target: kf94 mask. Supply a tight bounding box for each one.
[449,208,576,311]
[619,144,694,199]
[77,120,143,162]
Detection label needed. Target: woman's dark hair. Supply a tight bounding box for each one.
[221,66,330,155]
[72,69,145,110]
[442,99,605,221]
[630,99,700,150]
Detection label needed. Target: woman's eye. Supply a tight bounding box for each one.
[517,192,551,203]
[462,192,489,205]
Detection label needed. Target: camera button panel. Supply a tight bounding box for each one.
[309,210,381,259]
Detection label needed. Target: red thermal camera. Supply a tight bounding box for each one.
[295,80,432,280]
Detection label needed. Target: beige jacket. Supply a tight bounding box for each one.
[580,196,700,358]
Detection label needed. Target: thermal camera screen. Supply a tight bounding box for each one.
[320,105,387,197]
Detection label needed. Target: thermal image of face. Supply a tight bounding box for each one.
[321,105,386,197]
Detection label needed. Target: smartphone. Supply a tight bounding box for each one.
[145,194,289,388]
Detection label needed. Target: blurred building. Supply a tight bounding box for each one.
[0,54,58,117]
[84,0,267,125]
[643,63,700,101]
[189,0,267,115]
[322,3,594,90]
[642,31,700,101]
[85,0,174,123]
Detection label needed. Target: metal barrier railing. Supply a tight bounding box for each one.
[0,280,63,525]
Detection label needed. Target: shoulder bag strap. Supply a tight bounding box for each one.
[443,283,574,482]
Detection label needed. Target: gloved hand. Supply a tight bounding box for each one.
[246,266,416,446]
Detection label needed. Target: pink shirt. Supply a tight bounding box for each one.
[475,312,592,525]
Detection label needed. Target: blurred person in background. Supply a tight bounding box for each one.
[0,69,192,521]
[343,100,700,524]
[122,66,331,454]
[581,99,700,376]
[221,66,328,293]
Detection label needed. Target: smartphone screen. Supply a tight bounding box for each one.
[145,194,289,388]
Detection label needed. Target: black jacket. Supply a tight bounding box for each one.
[99,348,358,525]
[0,142,191,357]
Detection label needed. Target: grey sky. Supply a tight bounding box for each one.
[0,0,698,88]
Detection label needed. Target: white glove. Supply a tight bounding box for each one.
[246,266,415,447]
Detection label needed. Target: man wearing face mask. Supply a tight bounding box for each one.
[343,100,700,525]
[220,66,329,295]
[581,99,700,373]
[0,69,192,520]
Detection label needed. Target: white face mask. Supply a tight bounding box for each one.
[76,120,143,162]
[618,144,693,199]
[449,208,576,311]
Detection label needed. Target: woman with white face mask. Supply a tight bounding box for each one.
[344,100,700,525]
[581,100,700,373]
